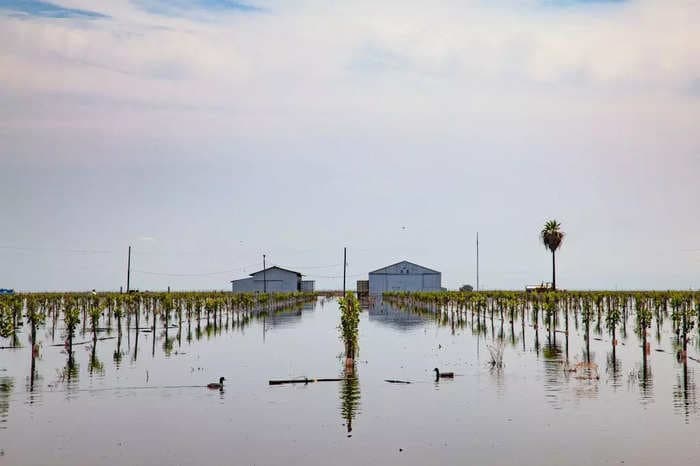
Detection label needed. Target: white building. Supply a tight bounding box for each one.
[230,266,313,293]
[368,260,441,295]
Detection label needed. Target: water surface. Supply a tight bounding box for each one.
[1,297,699,465]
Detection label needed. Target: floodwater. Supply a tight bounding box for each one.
[1,297,699,465]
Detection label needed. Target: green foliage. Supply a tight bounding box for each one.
[64,306,81,338]
[26,298,46,327]
[581,300,594,329]
[0,300,14,338]
[540,220,565,253]
[635,300,653,333]
[89,301,103,332]
[605,306,622,334]
[339,292,361,359]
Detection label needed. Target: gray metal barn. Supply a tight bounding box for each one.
[230,266,313,293]
[368,260,441,295]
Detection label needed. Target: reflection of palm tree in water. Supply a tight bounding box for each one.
[340,367,361,434]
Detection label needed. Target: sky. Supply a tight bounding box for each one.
[1,0,699,292]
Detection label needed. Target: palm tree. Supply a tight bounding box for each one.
[540,220,565,291]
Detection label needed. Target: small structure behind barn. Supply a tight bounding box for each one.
[368,260,441,295]
[231,266,314,293]
[356,280,369,298]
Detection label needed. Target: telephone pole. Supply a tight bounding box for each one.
[126,245,132,293]
[476,233,479,292]
[263,254,267,293]
[342,247,347,295]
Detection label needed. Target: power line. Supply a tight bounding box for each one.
[133,263,261,277]
[284,263,342,270]
[304,273,363,279]
[0,245,114,254]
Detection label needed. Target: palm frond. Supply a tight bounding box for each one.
[540,219,564,252]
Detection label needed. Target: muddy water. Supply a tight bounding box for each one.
[1,297,699,465]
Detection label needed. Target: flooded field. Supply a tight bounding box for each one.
[1,296,699,465]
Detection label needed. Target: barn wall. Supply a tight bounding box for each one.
[251,269,300,292]
[368,261,442,295]
[231,278,256,292]
[422,273,442,291]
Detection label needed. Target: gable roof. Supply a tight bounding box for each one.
[369,260,440,275]
[248,266,302,277]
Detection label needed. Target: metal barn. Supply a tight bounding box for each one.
[231,266,312,293]
[368,260,441,295]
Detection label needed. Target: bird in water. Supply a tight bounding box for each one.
[208,377,225,389]
[434,368,454,380]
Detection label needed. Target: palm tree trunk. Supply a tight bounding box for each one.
[551,250,556,291]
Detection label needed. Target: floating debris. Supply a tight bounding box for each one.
[269,377,344,386]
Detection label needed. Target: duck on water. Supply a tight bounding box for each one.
[208,377,225,389]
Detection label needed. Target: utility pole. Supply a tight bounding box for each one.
[476,232,479,292]
[263,254,267,293]
[342,247,347,295]
[126,245,132,293]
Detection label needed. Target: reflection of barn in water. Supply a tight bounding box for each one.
[368,299,430,331]
[263,301,315,329]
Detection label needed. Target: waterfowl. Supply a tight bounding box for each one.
[207,377,225,389]
[434,368,454,379]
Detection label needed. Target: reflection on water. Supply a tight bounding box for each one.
[673,362,698,422]
[89,342,105,377]
[367,301,429,331]
[384,295,700,423]
[339,367,361,435]
[605,350,623,389]
[59,354,80,393]
[541,341,568,409]
[634,351,654,403]
[0,376,13,430]
[0,296,699,465]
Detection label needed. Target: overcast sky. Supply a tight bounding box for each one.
[1,0,699,291]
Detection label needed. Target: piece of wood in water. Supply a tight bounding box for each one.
[269,378,344,386]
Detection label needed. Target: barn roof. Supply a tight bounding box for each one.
[369,260,440,275]
[248,266,303,277]
[230,266,303,282]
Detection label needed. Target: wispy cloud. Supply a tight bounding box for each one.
[543,0,627,6]
[0,0,108,19]
[132,0,263,16]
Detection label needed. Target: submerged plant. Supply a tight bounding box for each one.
[0,300,15,340]
[339,292,361,362]
[487,341,505,368]
[63,306,81,355]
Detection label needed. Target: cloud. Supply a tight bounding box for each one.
[544,0,626,6]
[0,0,698,134]
[132,0,263,16]
[0,0,108,19]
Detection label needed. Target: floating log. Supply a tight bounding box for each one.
[269,378,344,386]
[385,379,411,384]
